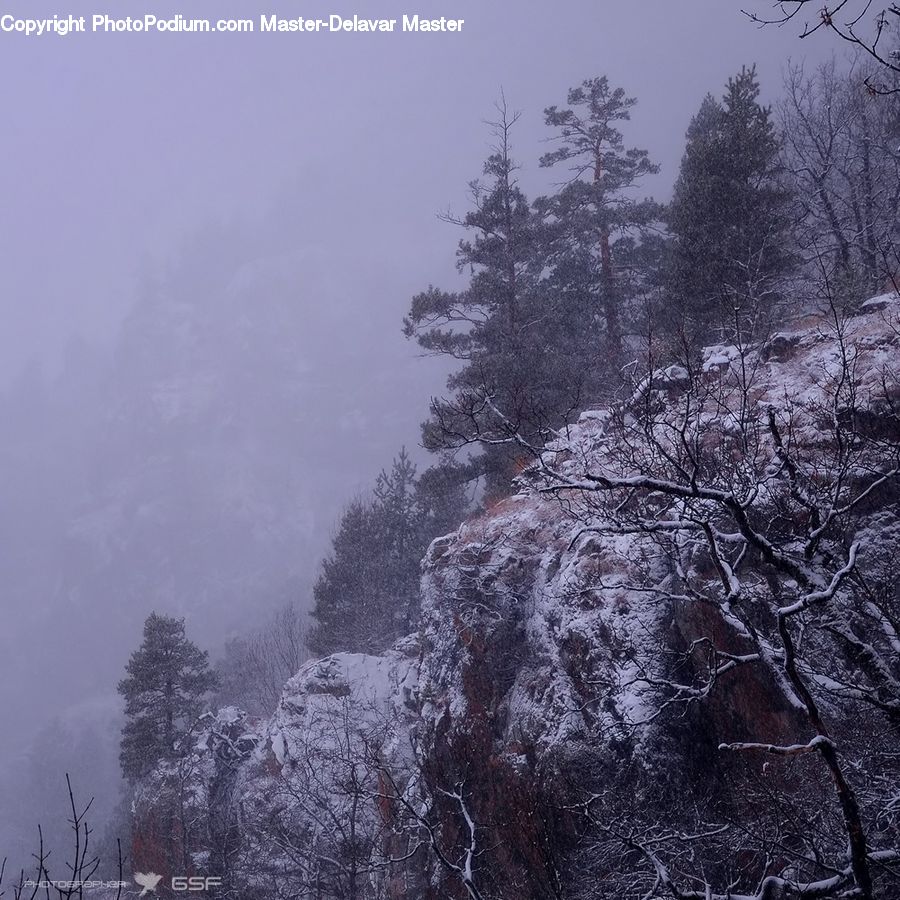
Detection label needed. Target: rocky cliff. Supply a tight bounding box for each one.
[133,297,900,899]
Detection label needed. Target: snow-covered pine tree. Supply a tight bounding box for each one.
[118,612,217,781]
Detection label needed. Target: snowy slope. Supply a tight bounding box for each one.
[131,296,900,898]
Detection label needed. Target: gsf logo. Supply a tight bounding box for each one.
[171,876,222,892]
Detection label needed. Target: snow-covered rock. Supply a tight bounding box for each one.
[132,297,900,898]
[131,641,424,895]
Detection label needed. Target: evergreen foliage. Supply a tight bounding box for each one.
[404,104,564,493]
[537,77,662,369]
[308,450,468,656]
[405,88,661,494]
[666,66,794,341]
[118,612,217,781]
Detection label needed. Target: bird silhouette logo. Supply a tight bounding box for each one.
[133,872,163,896]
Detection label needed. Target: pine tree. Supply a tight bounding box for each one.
[308,498,379,657]
[537,76,661,370]
[405,100,587,493]
[308,451,468,657]
[666,66,793,342]
[371,448,422,639]
[118,613,217,781]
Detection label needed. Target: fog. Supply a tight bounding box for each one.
[0,0,834,873]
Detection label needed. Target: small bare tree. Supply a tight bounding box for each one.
[0,776,125,900]
[235,695,428,900]
[781,56,900,302]
[216,601,309,715]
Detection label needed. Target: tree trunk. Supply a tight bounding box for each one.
[594,156,621,365]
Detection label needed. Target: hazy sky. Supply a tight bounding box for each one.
[1,0,834,383]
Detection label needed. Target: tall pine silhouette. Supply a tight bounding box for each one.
[118,612,217,780]
[666,66,793,343]
[309,451,468,656]
[538,76,661,371]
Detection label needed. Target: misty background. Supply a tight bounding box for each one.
[0,0,832,868]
